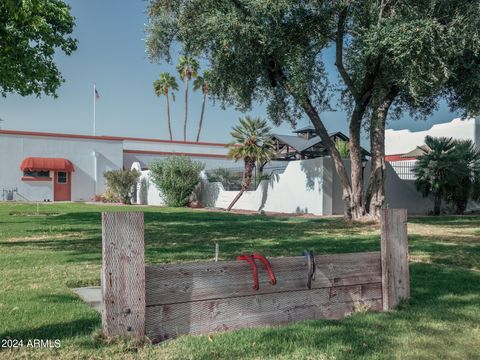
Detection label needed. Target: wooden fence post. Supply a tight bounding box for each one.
[381,208,410,310]
[102,212,145,337]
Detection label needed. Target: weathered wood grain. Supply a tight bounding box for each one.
[146,251,381,306]
[102,212,145,337]
[145,283,382,342]
[381,208,410,310]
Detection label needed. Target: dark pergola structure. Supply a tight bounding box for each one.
[272,126,370,161]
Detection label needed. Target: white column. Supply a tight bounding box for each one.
[93,151,99,196]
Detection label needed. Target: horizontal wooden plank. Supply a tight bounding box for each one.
[145,283,382,342]
[146,252,381,306]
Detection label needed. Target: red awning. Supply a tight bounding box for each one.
[20,157,75,172]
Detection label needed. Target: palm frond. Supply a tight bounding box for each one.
[227,116,275,164]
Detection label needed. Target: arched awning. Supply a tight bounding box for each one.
[20,157,75,172]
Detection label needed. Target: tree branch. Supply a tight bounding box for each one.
[335,7,360,102]
[268,66,353,202]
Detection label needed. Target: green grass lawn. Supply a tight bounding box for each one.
[0,202,479,359]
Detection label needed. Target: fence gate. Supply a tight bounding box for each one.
[101,209,409,342]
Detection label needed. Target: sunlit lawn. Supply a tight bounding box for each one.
[0,202,479,359]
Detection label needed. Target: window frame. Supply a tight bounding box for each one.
[57,171,68,184]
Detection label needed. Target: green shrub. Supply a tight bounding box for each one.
[100,189,122,203]
[103,169,140,204]
[149,156,205,207]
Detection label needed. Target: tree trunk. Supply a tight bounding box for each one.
[349,105,365,219]
[433,194,441,215]
[300,97,353,218]
[271,72,353,216]
[184,78,189,141]
[166,92,173,140]
[365,88,397,219]
[456,201,467,215]
[227,160,254,211]
[196,92,207,142]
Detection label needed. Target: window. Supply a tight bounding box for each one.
[23,170,50,178]
[57,172,68,184]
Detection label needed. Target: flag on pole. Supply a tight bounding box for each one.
[95,88,100,100]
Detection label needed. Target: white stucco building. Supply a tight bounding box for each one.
[385,117,480,157]
[0,129,234,202]
[384,117,480,180]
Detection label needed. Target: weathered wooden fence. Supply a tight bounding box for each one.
[101,209,409,342]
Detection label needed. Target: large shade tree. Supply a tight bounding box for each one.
[146,0,480,219]
[1,0,77,97]
[153,72,179,140]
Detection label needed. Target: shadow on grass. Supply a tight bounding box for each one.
[185,263,480,359]
[0,317,100,343]
[1,210,379,264]
[408,214,480,227]
[408,234,480,270]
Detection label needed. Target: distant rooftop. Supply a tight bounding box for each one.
[293,125,316,134]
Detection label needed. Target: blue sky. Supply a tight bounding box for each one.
[0,0,461,144]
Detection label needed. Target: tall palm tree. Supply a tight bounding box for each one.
[153,73,178,140]
[413,136,459,215]
[193,71,209,142]
[226,117,275,211]
[176,55,199,141]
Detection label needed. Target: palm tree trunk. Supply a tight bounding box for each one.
[166,92,173,140]
[196,92,207,142]
[227,189,245,211]
[184,78,189,141]
[227,160,254,211]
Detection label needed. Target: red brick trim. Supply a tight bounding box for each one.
[123,149,229,159]
[0,129,229,147]
[385,154,417,161]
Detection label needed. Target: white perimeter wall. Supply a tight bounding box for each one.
[137,157,332,214]
[385,117,479,155]
[139,157,437,215]
[0,133,123,201]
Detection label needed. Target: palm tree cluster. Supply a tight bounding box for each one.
[413,135,480,215]
[226,116,275,211]
[153,55,209,141]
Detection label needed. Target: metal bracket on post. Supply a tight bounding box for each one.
[101,212,145,337]
[380,208,410,310]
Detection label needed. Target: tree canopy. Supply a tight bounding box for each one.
[145,0,480,219]
[0,0,77,97]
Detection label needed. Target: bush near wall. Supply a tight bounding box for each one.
[103,169,140,204]
[149,156,204,207]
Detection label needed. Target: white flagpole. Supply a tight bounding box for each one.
[93,83,96,136]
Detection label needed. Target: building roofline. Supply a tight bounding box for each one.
[123,149,229,159]
[0,129,229,147]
